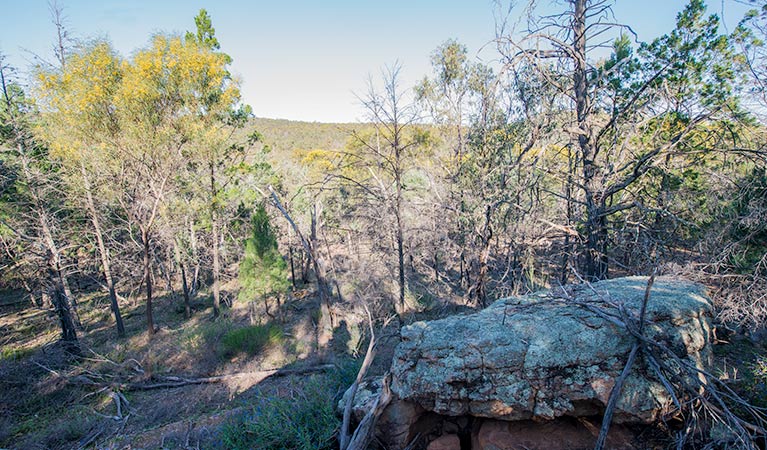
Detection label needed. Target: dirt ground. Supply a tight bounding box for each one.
[0,285,377,450]
[1,285,765,450]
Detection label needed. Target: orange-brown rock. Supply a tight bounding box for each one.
[427,433,461,450]
[476,418,636,450]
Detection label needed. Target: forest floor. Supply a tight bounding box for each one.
[0,285,766,449]
[0,284,379,449]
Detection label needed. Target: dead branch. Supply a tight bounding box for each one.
[346,372,393,450]
[553,274,767,449]
[594,342,639,450]
[67,364,336,391]
[340,305,376,450]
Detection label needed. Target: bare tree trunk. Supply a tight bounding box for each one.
[288,244,296,288]
[210,164,221,318]
[189,219,200,295]
[560,153,575,285]
[47,252,79,351]
[474,205,493,307]
[309,202,334,323]
[267,188,334,342]
[394,127,406,312]
[175,242,192,319]
[142,228,155,336]
[38,204,81,329]
[82,165,125,337]
[571,0,608,282]
[180,261,191,319]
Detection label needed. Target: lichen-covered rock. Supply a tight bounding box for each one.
[391,276,713,424]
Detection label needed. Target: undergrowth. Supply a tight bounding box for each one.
[220,323,284,358]
[220,359,360,450]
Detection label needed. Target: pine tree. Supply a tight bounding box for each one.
[238,204,289,320]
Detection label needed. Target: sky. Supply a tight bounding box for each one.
[0,0,753,123]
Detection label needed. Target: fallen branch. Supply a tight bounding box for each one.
[68,364,336,391]
[340,305,376,450]
[552,273,767,450]
[595,273,654,450]
[346,372,393,450]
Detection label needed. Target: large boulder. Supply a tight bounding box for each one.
[391,276,713,425]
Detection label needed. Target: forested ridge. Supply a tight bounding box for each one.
[1,1,767,449]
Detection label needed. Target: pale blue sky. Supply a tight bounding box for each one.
[0,0,752,123]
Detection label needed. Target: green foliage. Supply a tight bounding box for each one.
[0,346,33,361]
[186,9,220,50]
[220,323,284,358]
[725,167,767,273]
[220,361,360,450]
[238,204,289,304]
[640,0,744,110]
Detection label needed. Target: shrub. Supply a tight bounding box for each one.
[220,323,283,358]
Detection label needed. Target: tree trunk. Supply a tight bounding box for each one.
[395,210,405,311]
[289,244,297,288]
[38,210,81,329]
[571,0,607,282]
[210,164,221,318]
[211,217,221,317]
[473,205,493,307]
[394,133,406,312]
[189,219,200,295]
[175,242,192,319]
[82,165,125,337]
[47,253,78,351]
[560,154,575,285]
[142,228,155,336]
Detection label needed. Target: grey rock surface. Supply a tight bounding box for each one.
[391,276,713,424]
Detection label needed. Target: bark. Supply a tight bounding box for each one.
[288,244,296,288]
[346,373,393,450]
[473,204,493,307]
[47,253,78,351]
[268,187,334,337]
[180,260,192,319]
[340,308,376,450]
[210,163,221,318]
[189,219,200,295]
[309,202,334,329]
[141,228,155,336]
[82,164,124,337]
[394,123,406,312]
[571,0,607,281]
[175,242,192,319]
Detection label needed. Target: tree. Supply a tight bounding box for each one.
[35,41,127,337]
[497,0,745,280]
[238,203,289,320]
[0,53,79,349]
[114,34,243,335]
[344,64,428,312]
[185,9,223,53]
[184,9,245,318]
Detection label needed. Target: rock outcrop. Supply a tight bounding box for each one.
[341,277,714,449]
[391,277,713,426]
